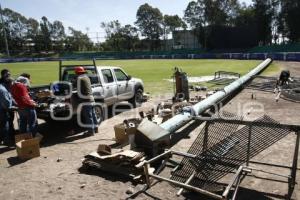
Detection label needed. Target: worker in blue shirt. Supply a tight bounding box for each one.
[0,78,14,145]
[0,69,16,136]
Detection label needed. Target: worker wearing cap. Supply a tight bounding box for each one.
[75,66,98,135]
[11,74,38,136]
[0,77,15,145]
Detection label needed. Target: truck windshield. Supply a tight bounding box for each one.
[114,69,128,81]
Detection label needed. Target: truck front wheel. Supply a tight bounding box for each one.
[129,88,143,108]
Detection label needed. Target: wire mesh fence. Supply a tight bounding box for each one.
[171,114,292,192]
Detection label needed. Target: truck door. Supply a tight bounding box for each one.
[113,68,134,101]
[100,69,118,105]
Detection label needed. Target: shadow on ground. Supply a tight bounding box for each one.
[181,187,287,200]
[6,156,28,167]
[78,165,131,184]
[170,120,203,147]
[0,145,15,154]
[37,104,133,147]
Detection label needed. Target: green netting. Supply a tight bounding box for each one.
[61,49,205,59]
[248,43,300,53]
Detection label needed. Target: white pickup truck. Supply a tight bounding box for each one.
[33,59,144,124]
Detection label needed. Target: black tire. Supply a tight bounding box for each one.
[94,105,104,125]
[129,88,144,108]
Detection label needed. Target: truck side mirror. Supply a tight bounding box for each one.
[127,75,132,81]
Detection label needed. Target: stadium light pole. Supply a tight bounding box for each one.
[0,3,10,57]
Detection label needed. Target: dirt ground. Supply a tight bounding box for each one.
[1,61,300,200]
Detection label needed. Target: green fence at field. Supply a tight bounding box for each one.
[61,49,205,59]
[61,44,300,59]
[248,43,300,53]
[2,43,300,62]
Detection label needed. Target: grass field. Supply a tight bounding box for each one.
[0,59,279,94]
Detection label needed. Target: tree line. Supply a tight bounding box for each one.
[0,8,93,55]
[182,0,300,49]
[1,0,300,55]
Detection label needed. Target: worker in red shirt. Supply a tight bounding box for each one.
[11,74,38,136]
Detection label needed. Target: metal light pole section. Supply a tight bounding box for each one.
[160,58,273,133]
[0,3,10,57]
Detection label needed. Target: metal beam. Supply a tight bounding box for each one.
[288,131,300,198]
[149,173,223,199]
[222,165,244,198]
[160,58,273,133]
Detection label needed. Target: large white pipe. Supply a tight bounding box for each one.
[160,58,273,133]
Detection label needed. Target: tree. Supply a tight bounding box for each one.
[184,0,240,28]
[24,18,39,52]
[0,7,96,54]
[162,15,186,50]
[39,16,52,51]
[234,4,256,28]
[65,27,93,51]
[51,20,66,51]
[204,0,228,26]
[279,0,300,42]
[135,3,163,45]
[101,21,139,51]
[1,8,28,52]
[101,20,121,39]
[164,15,186,33]
[183,0,208,48]
[163,15,186,40]
[119,24,139,51]
[253,0,274,45]
[183,0,206,29]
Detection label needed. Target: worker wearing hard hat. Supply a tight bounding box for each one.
[74,66,98,136]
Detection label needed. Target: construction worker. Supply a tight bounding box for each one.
[0,69,11,85]
[0,69,16,138]
[274,70,292,93]
[0,78,15,145]
[74,66,98,136]
[11,74,38,136]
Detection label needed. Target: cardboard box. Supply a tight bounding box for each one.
[15,133,33,143]
[15,133,43,143]
[15,133,42,160]
[114,123,137,144]
[97,144,112,155]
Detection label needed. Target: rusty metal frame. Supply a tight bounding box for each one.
[142,150,250,200]
[141,118,300,200]
[192,117,300,199]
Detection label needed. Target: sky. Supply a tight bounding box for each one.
[1,0,252,42]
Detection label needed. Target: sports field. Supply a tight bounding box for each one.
[0,59,279,94]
